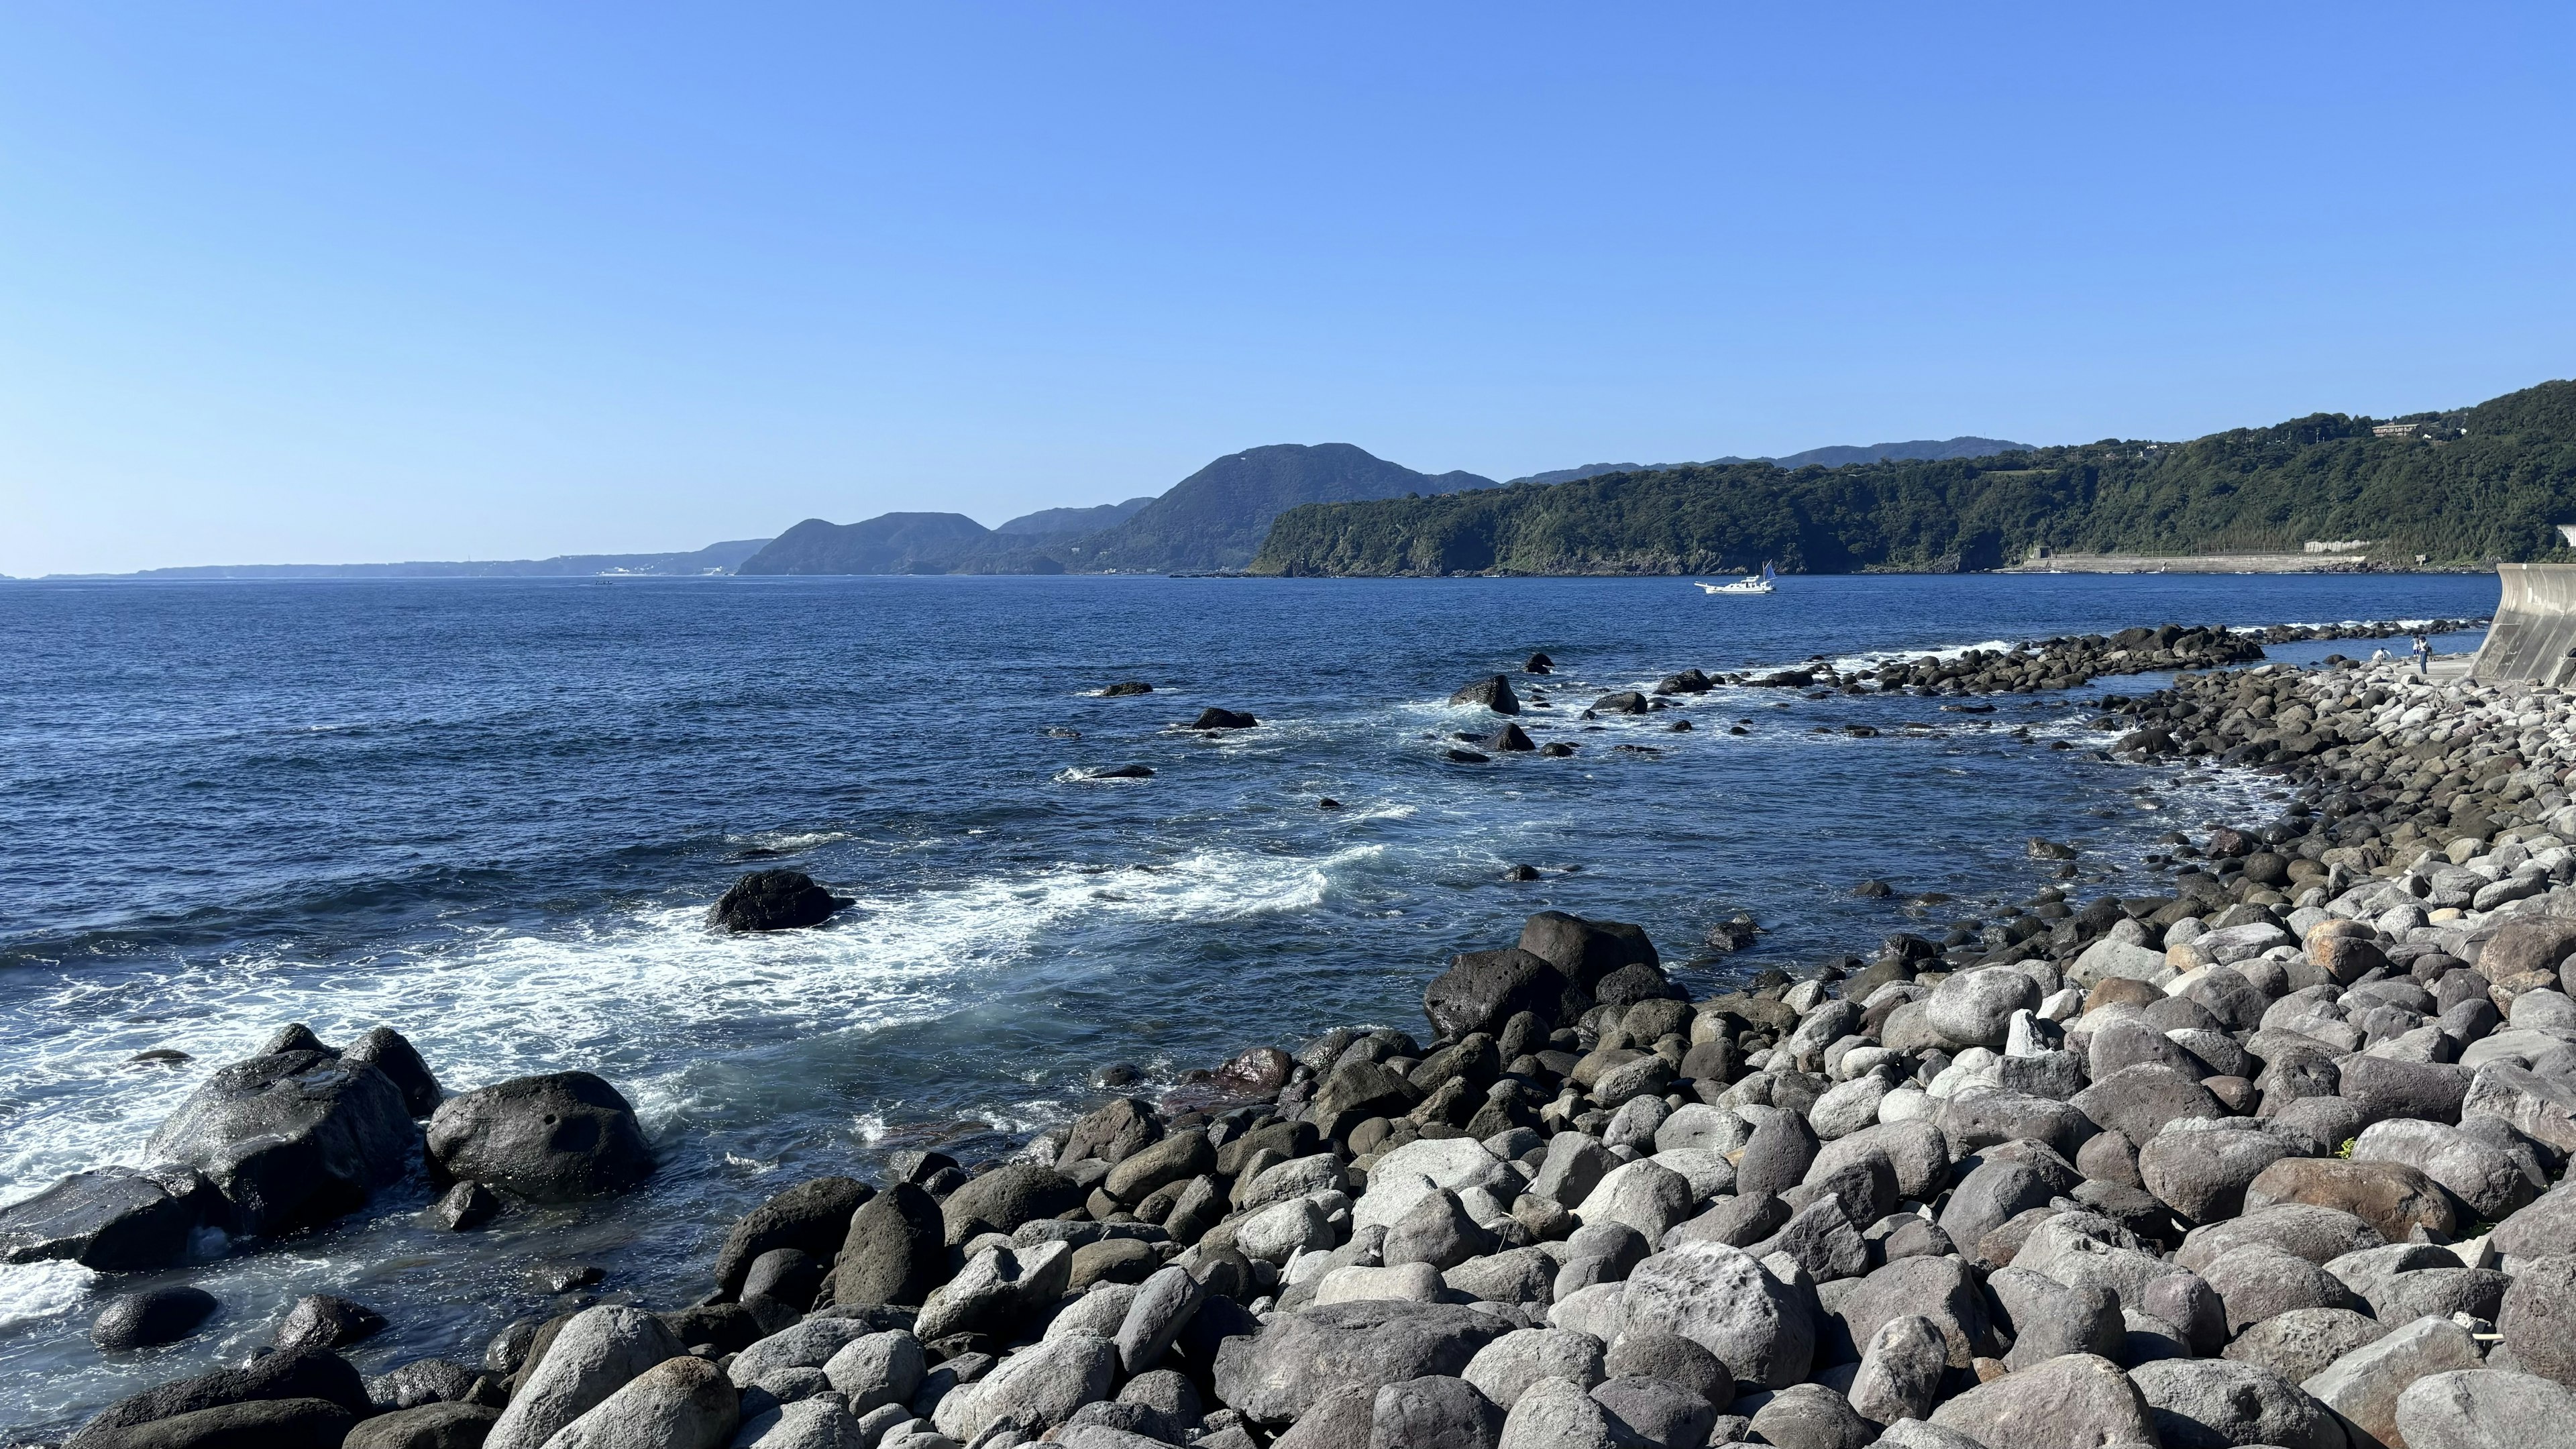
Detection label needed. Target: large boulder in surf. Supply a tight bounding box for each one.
[710,870,845,932]
[0,1166,212,1272]
[344,1026,443,1118]
[425,1072,653,1203]
[144,1049,415,1238]
[1450,676,1521,715]
[1190,708,1260,730]
[1424,948,1591,1038]
[1517,911,1659,992]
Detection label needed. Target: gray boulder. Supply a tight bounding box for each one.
[2300,1314,2483,1449]
[2352,1118,2535,1221]
[1835,1253,1988,1368]
[2461,1061,2576,1154]
[937,1163,1083,1245]
[425,1071,653,1203]
[2204,1244,2360,1335]
[1603,1330,1730,1407]
[543,1354,738,1449]
[2496,1255,2576,1390]
[1370,1375,1504,1449]
[1464,1328,1608,1409]
[2128,1358,2339,1449]
[1927,967,2041,1049]
[62,1348,371,1449]
[1211,1300,1509,1426]
[2220,1307,2387,1385]
[343,1402,502,1448]
[484,1305,686,1449]
[2139,1120,2297,1224]
[915,1241,1070,1341]
[2071,1063,2224,1144]
[830,1183,948,1308]
[1928,1352,2157,1449]
[1937,1159,2059,1250]
[2395,1368,2576,1449]
[1593,1375,1716,1448]
[1386,1189,1501,1271]
[1494,1376,1627,1449]
[820,1331,925,1415]
[145,1049,415,1236]
[2176,1203,2385,1273]
[930,1332,1117,1442]
[1617,1240,1811,1389]
[1116,1264,1208,1375]
[1987,1267,2123,1369]
[1848,1313,1947,1426]
[1747,1383,1875,1449]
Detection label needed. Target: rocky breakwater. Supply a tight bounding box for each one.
[1721,619,2479,697]
[40,868,2576,1449]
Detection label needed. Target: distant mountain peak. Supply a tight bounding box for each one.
[1505,436,2033,486]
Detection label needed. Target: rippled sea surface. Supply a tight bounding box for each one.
[0,571,2496,1435]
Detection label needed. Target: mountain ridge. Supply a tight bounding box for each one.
[1250,382,2576,576]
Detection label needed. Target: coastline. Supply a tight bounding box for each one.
[13,614,2576,1447]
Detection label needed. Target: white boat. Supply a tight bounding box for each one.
[1697,564,1777,596]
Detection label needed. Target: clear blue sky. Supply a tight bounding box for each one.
[5,4,2571,574]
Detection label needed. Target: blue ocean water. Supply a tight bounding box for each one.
[0,571,2496,1433]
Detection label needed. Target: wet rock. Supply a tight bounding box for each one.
[1101,680,1153,696]
[343,1401,502,1448]
[427,1071,653,1204]
[1927,1352,2157,1449]
[0,1166,209,1272]
[1191,707,1260,730]
[91,1285,219,1350]
[714,1177,874,1299]
[1452,677,1522,715]
[64,1349,373,1449]
[272,1293,388,1356]
[144,1049,415,1238]
[100,1398,359,1447]
[710,870,846,932]
[431,1180,502,1232]
[345,1027,443,1118]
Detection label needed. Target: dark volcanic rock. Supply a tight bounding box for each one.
[1450,676,1521,715]
[64,1348,370,1449]
[939,1163,1084,1245]
[1191,707,1260,730]
[1424,948,1590,1038]
[832,1181,949,1307]
[344,1027,443,1118]
[1516,911,1659,991]
[1102,680,1153,696]
[92,1285,219,1350]
[425,1071,653,1203]
[144,1049,415,1238]
[714,1176,874,1299]
[0,1166,209,1272]
[272,1294,387,1356]
[710,869,845,932]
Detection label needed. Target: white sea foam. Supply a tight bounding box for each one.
[726,829,853,853]
[0,1260,93,1332]
[0,844,1386,1208]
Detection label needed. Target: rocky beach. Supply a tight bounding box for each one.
[12,607,2576,1449]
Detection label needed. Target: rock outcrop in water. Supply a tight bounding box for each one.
[55,619,2576,1449]
[710,869,848,932]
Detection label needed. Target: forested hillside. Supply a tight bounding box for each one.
[1251,380,2576,576]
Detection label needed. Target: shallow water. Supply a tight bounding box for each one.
[0,571,2493,1434]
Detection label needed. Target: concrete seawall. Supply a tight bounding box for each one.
[2471,562,2576,684]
